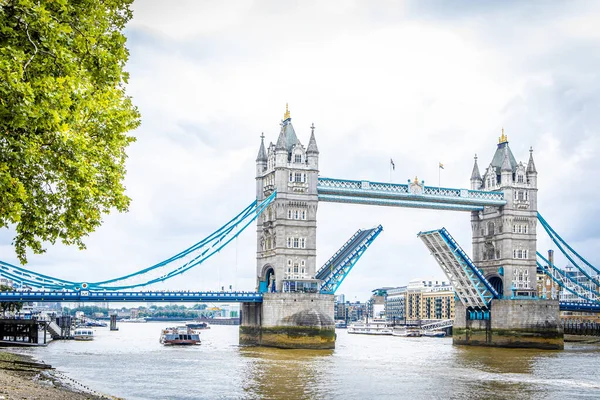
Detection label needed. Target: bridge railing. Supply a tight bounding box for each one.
[317,177,506,204]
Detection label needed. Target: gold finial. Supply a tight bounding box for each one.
[413,176,419,184]
[283,103,290,120]
[498,128,508,144]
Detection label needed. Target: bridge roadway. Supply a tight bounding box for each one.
[0,290,263,303]
[1,291,599,312]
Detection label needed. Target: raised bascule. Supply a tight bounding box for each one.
[2,106,600,350]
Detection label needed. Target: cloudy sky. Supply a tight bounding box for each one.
[2,0,600,301]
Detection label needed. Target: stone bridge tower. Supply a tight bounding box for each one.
[242,105,335,350]
[254,104,320,293]
[470,130,538,298]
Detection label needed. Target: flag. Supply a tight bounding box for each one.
[439,162,444,169]
[390,158,395,171]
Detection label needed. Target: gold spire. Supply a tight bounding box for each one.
[498,128,508,144]
[283,103,290,120]
[413,176,419,184]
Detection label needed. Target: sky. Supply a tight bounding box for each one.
[2,0,600,302]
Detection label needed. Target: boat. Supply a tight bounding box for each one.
[120,317,147,323]
[391,327,421,337]
[185,321,210,330]
[422,330,446,338]
[335,320,347,329]
[73,327,94,341]
[159,326,201,346]
[347,319,392,335]
[81,320,107,327]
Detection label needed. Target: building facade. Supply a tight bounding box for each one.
[255,105,320,293]
[470,131,538,298]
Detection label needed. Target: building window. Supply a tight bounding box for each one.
[289,173,293,182]
[288,210,292,219]
[301,238,306,248]
[295,154,302,163]
[293,238,299,248]
[287,238,292,248]
[517,174,524,183]
[294,172,302,182]
[301,210,306,220]
[524,225,528,234]
[294,210,299,219]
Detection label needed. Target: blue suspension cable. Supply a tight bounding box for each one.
[537,252,600,299]
[90,192,276,290]
[537,213,600,288]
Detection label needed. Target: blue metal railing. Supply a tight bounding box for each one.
[320,225,383,294]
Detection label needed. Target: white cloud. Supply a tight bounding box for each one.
[2,1,600,301]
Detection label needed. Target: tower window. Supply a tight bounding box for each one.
[294,173,302,182]
[293,238,299,248]
[289,173,293,182]
[301,210,306,220]
[294,154,302,163]
[517,174,524,183]
[301,238,306,248]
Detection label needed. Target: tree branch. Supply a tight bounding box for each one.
[23,22,38,73]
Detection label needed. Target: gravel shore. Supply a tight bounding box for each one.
[0,351,118,400]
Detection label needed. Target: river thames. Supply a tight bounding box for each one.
[15,323,600,399]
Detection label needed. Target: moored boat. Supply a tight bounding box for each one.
[160,326,201,346]
[422,330,446,338]
[347,319,392,335]
[186,321,210,330]
[391,327,421,337]
[73,327,94,341]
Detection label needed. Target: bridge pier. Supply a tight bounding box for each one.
[453,299,563,350]
[240,293,335,349]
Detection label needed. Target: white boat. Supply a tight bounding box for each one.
[121,317,147,323]
[347,319,392,335]
[73,327,94,341]
[422,330,446,338]
[159,326,201,346]
[391,327,421,337]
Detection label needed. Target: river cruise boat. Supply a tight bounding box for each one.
[73,327,94,341]
[391,327,421,337]
[422,330,446,338]
[347,319,392,335]
[159,326,201,346]
[185,321,210,330]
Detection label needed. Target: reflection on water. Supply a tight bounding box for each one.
[12,323,600,400]
[239,347,333,400]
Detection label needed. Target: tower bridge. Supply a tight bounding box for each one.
[2,106,600,350]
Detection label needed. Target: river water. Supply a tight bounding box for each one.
[15,322,600,399]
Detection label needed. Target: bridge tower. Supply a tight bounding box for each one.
[470,130,538,298]
[254,104,320,293]
[455,130,562,350]
[241,105,335,350]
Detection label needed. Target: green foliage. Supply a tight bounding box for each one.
[0,0,140,263]
[0,284,22,315]
[63,305,108,316]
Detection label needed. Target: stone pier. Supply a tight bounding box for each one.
[453,299,564,350]
[240,293,336,349]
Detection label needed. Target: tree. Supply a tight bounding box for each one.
[0,284,23,316]
[0,0,140,263]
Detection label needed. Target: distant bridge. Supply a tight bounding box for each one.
[0,290,262,303]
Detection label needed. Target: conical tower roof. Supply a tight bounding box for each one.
[471,154,481,181]
[527,147,537,174]
[280,104,301,151]
[490,129,517,174]
[256,134,267,162]
[307,123,319,154]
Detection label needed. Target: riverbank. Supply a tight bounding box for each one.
[0,351,117,399]
[564,334,600,344]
